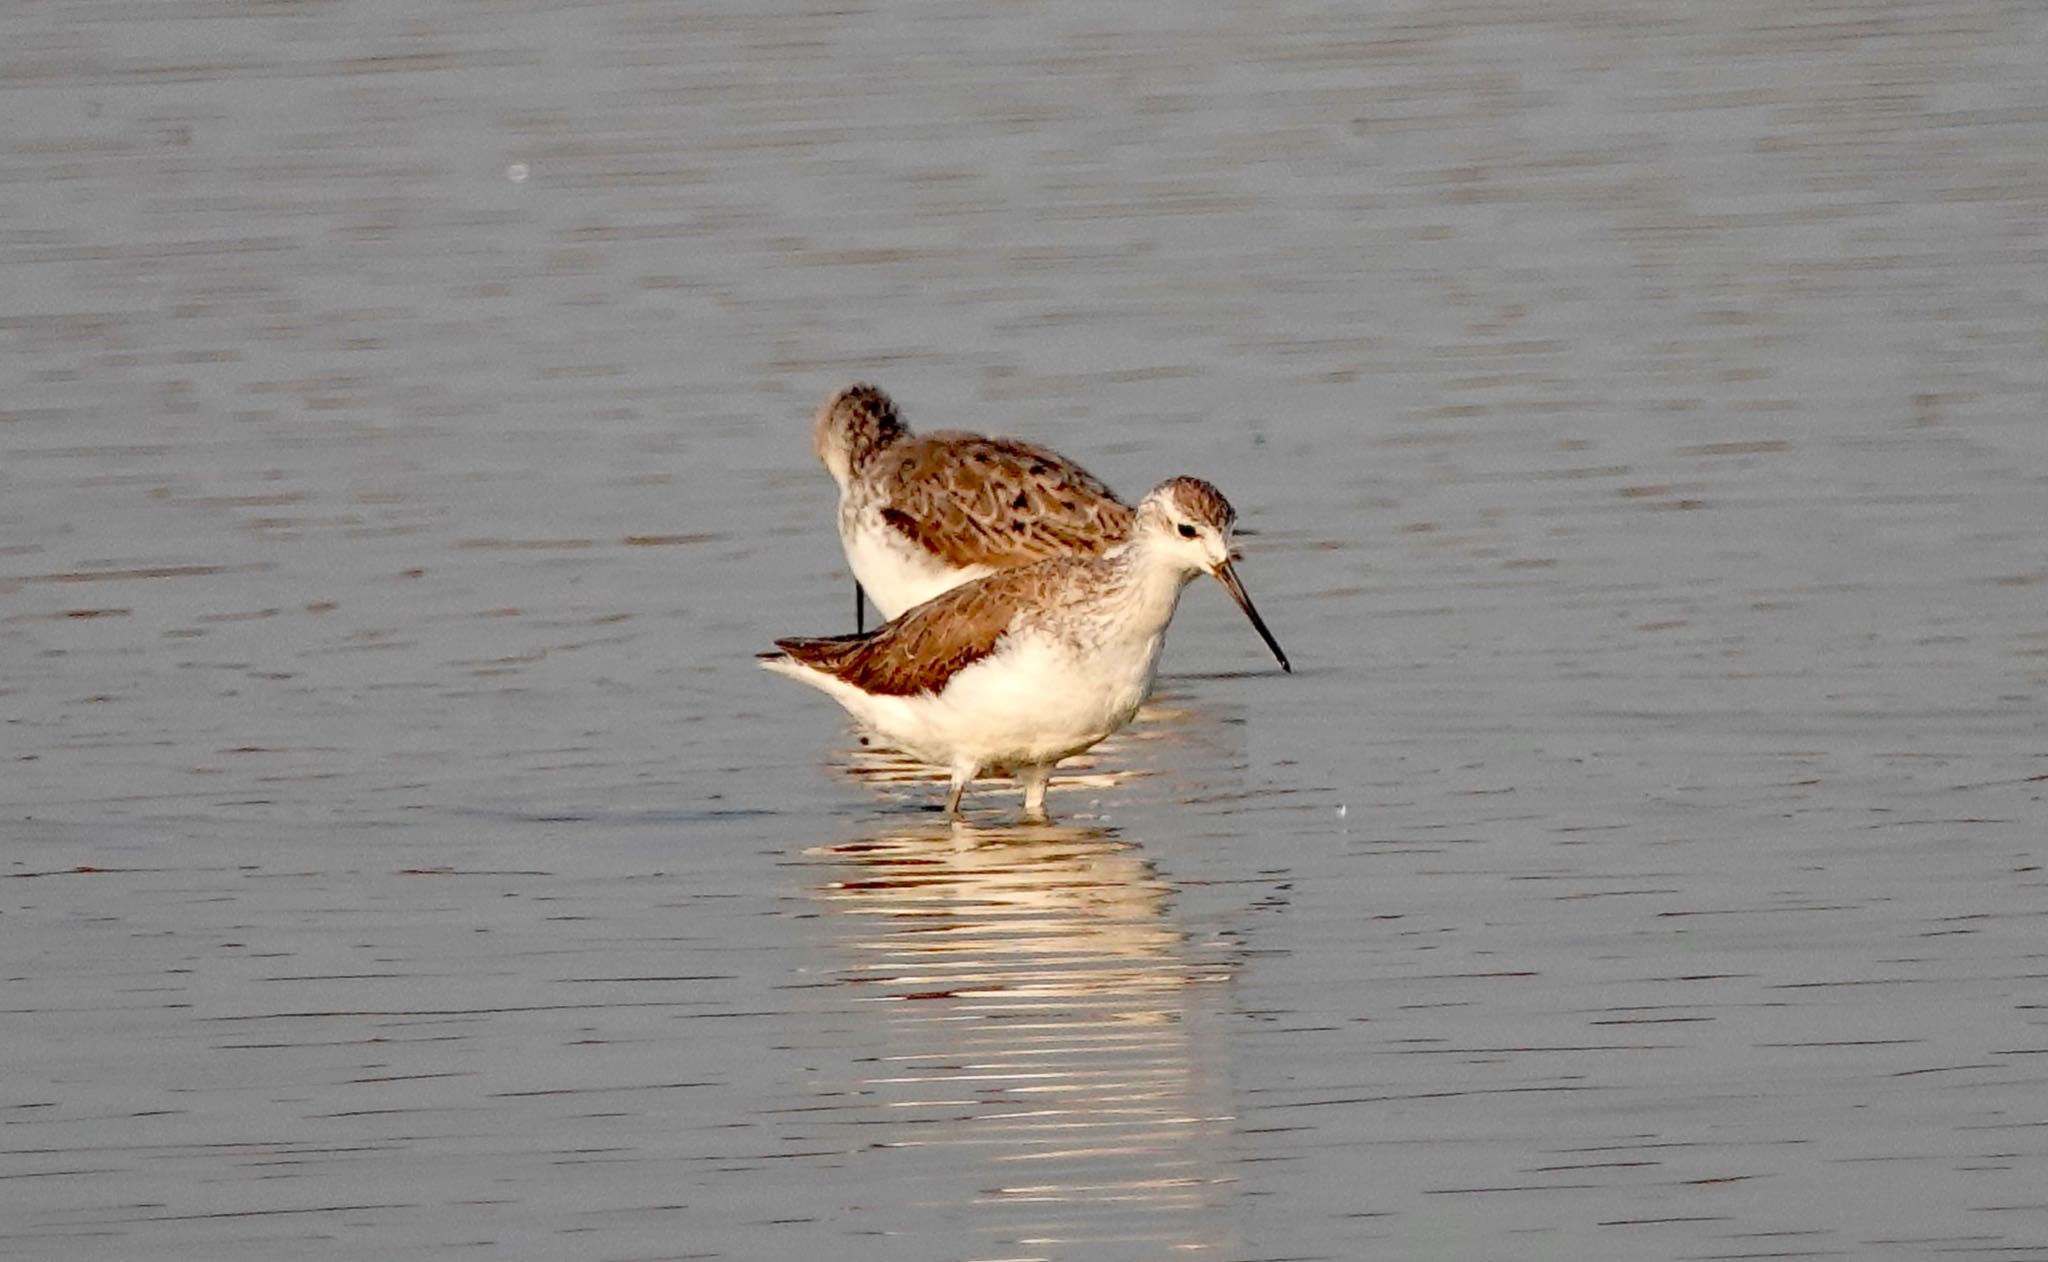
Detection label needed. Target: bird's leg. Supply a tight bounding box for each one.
[854,581,867,634]
[944,764,973,818]
[1018,765,1052,822]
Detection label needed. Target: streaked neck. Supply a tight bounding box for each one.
[1101,536,1201,634]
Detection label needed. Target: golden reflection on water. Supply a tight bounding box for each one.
[805,819,1240,1254]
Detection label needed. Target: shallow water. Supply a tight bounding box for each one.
[4,1,2046,1258]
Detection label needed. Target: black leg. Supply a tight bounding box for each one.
[855,581,866,634]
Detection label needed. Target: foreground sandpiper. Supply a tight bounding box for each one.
[761,476,1289,820]
[812,382,1133,630]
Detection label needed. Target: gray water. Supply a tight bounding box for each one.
[3,1,2046,1259]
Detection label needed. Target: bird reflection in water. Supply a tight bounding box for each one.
[804,818,1241,1256]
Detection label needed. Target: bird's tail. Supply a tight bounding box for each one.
[765,632,872,671]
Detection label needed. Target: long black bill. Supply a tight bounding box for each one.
[1211,560,1291,672]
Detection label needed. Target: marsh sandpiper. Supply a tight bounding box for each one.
[762,476,1289,820]
[812,382,1133,630]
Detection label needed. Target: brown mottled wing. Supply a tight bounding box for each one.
[771,558,1084,696]
[875,432,1134,569]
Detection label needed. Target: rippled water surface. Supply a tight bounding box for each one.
[4,2,2046,1259]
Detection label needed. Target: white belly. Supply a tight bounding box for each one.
[840,515,993,620]
[772,629,1164,775]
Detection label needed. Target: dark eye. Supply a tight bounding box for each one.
[1177,523,1199,539]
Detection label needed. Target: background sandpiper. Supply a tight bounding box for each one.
[812,382,1134,630]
